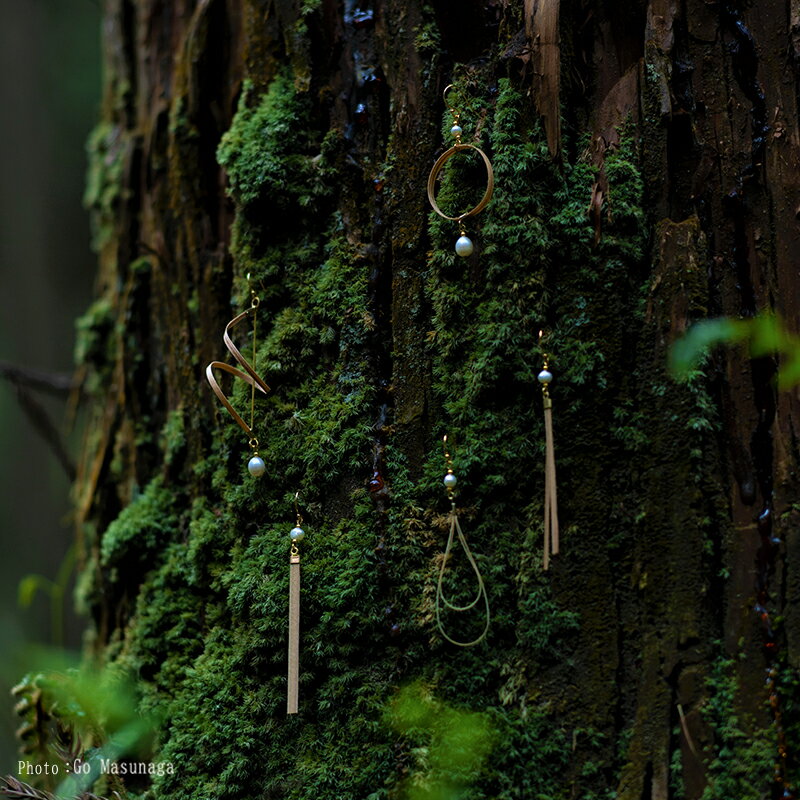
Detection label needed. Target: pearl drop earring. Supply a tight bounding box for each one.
[538,332,560,570]
[427,84,494,258]
[205,274,271,476]
[287,491,305,715]
[435,435,490,647]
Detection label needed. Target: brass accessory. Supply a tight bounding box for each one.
[426,145,495,223]
[435,436,491,647]
[538,332,560,570]
[287,492,305,715]
[426,85,494,257]
[205,275,270,476]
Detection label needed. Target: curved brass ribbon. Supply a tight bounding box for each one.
[426,143,495,223]
[435,508,491,647]
[205,309,270,437]
[543,399,560,570]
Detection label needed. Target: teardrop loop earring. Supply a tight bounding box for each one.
[205,274,271,477]
[435,436,490,647]
[427,84,494,258]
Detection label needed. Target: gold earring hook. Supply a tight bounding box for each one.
[247,272,260,309]
[442,84,460,125]
[442,435,455,473]
[539,329,550,362]
[294,491,303,527]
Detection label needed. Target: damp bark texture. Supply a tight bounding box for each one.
[70,0,800,798]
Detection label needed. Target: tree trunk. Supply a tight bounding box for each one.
[72,0,800,798]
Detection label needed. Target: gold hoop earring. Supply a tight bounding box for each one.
[205,275,270,476]
[426,84,494,257]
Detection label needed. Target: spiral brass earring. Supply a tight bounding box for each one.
[435,436,490,647]
[205,275,270,476]
[427,84,494,257]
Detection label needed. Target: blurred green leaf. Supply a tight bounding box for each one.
[669,318,749,379]
[670,314,800,389]
[778,357,800,389]
[8,655,161,798]
[17,574,55,608]
[386,681,496,800]
[749,314,787,355]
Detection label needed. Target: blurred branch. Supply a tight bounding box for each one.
[0,777,57,800]
[0,777,118,800]
[0,362,76,396]
[11,384,76,481]
[0,362,77,480]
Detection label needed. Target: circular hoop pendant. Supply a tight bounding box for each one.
[426,143,494,222]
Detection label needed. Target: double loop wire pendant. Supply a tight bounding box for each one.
[435,436,490,647]
[427,85,494,257]
[205,275,271,476]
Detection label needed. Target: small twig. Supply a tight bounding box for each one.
[677,702,699,758]
[0,777,116,800]
[0,776,57,800]
[0,362,76,397]
[0,360,79,479]
[12,383,76,481]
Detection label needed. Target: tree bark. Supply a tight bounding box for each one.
[72,0,800,798]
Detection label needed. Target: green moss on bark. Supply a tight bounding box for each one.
[69,3,779,793]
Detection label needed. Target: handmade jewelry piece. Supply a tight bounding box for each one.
[205,275,270,476]
[426,84,494,257]
[287,493,305,715]
[435,436,490,647]
[538,336,560,570]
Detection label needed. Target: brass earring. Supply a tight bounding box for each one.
[205,275,270,476]
[435,436,490,647]
[287,492,305,715]
[427,84,494,257]
[538,333,560,570]
[286,492,306,714]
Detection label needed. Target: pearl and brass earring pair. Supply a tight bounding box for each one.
[435,436,490,647]
[205,274,270,477]
[427,84,494,257]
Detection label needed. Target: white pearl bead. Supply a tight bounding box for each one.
[248,456,266,477]
[538,369,553,384]
[290,526,305,541]
[443,472,457,489]
[455,235,473,257]
[451,124,462,137]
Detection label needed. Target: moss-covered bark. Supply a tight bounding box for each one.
[64,0,800,798]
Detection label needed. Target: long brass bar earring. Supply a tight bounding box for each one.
[427,84,494,257]
[287,493,305,715]
[205,275,270,476]
[538,334,560,570]
[435,436,490,647]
